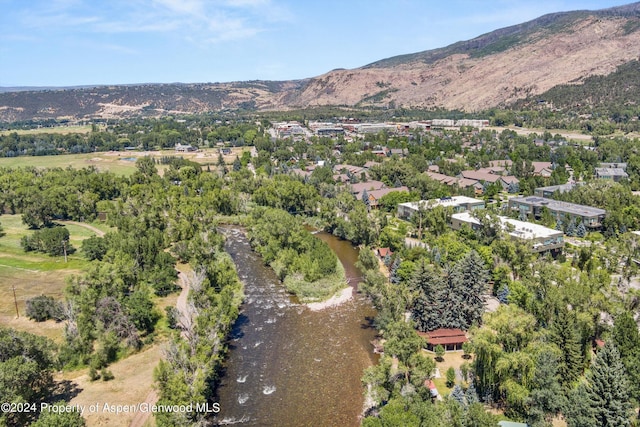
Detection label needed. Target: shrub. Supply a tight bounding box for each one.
[100,369,114,381]
[25,295,65,322]
[446,367,456,388]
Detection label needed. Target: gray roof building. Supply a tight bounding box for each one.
[508,196,606,229]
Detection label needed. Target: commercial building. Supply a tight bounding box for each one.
[397,196,485,219]
[508,196,606,229]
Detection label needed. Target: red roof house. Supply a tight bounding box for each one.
[418,328,468,351]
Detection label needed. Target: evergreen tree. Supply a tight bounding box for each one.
[233,156,241,171]
[550,308,583,387]
[362,189,370,209]
[450,250,488,330]
[451,384,466,406]
[389,257,400,284]
[555,218,563,231]
[497,284,510,304]
[526,349,566,426]
[466,383,479,405]
[564,383,596,427]
[410,261,444,332]
[576,221,587,238]
[566,217,577,237]
[612,311,640,402]
[586,342,632,427]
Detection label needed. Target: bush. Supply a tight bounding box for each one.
[435,344,445,361]
[25,295,65,322]
[446,367,456,388]
[88,366,100,381]
[101,368,114,381]
[81,236,107,261]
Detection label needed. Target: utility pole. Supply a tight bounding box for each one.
[12,284,19,318]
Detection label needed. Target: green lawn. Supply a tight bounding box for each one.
[0,214,96,321]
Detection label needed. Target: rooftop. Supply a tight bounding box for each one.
[400,196,484,210]
[452,213,562,239]
[510,196,606,217]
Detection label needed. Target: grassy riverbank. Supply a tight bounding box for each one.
[284,258,347,303]
[249,208,347,302]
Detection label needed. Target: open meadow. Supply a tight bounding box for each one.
[0,214,101,341]
[0,147,252,176]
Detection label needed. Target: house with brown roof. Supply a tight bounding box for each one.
[417,328,468,351]
[532,161,553,177]
[363,187,410,208]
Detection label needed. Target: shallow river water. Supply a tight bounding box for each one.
[214,228,378,426]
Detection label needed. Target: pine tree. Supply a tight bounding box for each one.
[526,349,566,426]
[565,383,596,427]
[612,311,640,402]
[451,384,466,406]
[362,189,370,210]
[550,308,583,387]
[576,221,587,238]
[450,250,488,330]
[566,217,577,237]
[497,285,510,304]
[465,383,479,405]
[410,261,444,332]
[233,156,241,171]
[555,218,563,231]
[390,257,401,284]
[586,342,632,427]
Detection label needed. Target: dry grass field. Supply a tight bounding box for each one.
[0,147,251,176]
[0,214,101,341]
[0,125,93,136]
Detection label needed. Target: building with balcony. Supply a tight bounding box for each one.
[397,196,485,220]
[508,196,606,229]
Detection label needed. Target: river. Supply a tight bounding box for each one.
[214,228,378,426]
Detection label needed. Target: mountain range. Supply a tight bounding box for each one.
[1,2,640,122]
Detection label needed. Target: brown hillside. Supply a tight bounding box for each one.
[1,4,640,121]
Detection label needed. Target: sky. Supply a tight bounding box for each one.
[0,0,632,87]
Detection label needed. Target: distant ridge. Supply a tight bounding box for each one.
[2,2,640,121]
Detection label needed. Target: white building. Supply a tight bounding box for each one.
[451,212,564,253]
[397,196,485,219]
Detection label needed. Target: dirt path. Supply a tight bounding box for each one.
[127,390,158,427]
[59,220,106,237]
[126,272,190,427]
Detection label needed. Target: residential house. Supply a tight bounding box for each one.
[176,143,197,152]
[532,161,553,177]
[362,187,410,208]
[417,328,468,352]
[595,167,628,182]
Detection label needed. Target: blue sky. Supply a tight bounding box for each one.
[0,0,631,87]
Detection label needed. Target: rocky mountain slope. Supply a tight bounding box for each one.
[1,2,640,121]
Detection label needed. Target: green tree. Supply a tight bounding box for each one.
[31,402,86,427]
[411,261,444,332]
[526,349,566,426]
[564,383,596,427]
[612,311,640,402]
[434,344,445,362]
[446,366,456,388]
[586,342,632,427]
[550,308,583,387]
